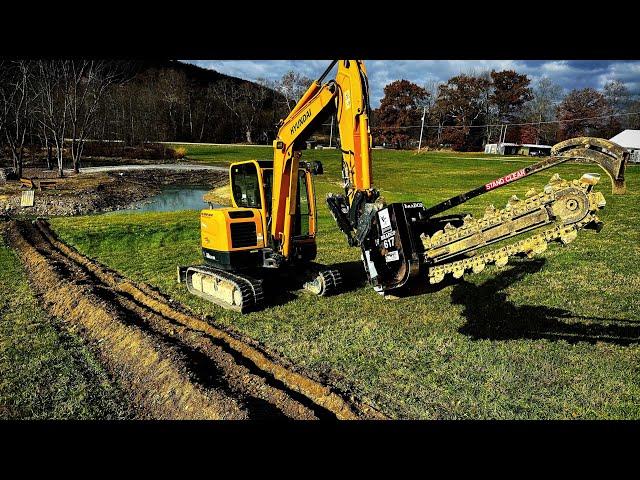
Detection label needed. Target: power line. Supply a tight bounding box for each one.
[318,110,640,130]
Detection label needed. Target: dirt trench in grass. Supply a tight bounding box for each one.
[6,219,386,420]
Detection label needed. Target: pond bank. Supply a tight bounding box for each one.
[0,166,227,217]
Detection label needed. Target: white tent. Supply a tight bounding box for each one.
[610,130,640,163]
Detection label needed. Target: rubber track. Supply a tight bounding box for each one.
[320,269,342,297]
[185,265,264,312]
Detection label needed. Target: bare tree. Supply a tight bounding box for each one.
[156,69,188,141]
[199,84,218,142]
[34,60,71,177]
[477,70,494,145]
[1,60,35,178]
[67,60,124,173]
[628,99,640,130]
[240,82,270,143]
[0,60,301,161]
[604,80,631,114]
[422,80,446,146]
[422,80,440,112]
[211,79,269,143]
[37,122,54,170]
[525,77,563,144]
[273,71,313,112]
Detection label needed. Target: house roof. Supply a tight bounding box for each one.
[609,130,640,149]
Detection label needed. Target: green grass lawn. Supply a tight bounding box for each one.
[170,143,275,166]
[49,145,640,419]
[0,233,133,419]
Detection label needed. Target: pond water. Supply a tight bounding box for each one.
[114,186,219,213]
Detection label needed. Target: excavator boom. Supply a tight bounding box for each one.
[270,60,376,258]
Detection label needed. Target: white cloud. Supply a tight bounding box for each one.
[184,59,640,107]
[540,61,572,73]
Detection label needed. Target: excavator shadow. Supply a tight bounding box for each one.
[253,259,639,348]
[255,269,300,308]
[308,260,370,293]
[253,261,367,308]
[452,258,640,346]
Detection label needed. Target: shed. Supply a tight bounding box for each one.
[484,143,551,156]
[484,143,519,155]
[519,144,552,156]
[609,130,640,163]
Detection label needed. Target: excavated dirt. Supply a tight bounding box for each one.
[5,219,385,420]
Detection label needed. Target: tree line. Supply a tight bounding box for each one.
[0,59,308,177]
[2,60,639,178]
[372,71,640,151]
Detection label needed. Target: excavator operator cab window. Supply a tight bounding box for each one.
[231,163,262,209]
[262,169,273,215]
[293,171,311,237]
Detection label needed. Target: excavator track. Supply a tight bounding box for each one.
[303,269,343,297]
[181,265,264,313]
[424,173,606,285]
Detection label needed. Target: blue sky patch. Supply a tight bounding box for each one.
[185,60,640,108]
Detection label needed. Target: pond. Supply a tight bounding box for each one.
[114,186,220,213]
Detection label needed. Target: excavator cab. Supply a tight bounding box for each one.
[179,159,322,312]
[198,159,319,273]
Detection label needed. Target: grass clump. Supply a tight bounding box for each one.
[0,231,133,419]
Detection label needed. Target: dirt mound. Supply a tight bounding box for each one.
[5,219,385,420]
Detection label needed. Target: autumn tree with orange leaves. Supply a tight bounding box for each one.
[372,80,428,149]
[556,88,612,140]
[432,74,491,151]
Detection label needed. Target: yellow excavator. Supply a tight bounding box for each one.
[178,60,627,312]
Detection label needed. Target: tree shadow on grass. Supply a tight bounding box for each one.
[453,258,640,346]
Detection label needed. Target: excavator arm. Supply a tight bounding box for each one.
[270,72,336,258]
[270,60,378,258]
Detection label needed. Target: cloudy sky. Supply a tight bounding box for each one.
[184,60,640,108]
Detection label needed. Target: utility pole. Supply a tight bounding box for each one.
[329,115,334,148]
[498,123,508,154]
[418,105,426,151]
[501,123,508,143]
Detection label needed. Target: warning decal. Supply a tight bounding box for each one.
[485,168,526,191]
[378,208,392,233]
